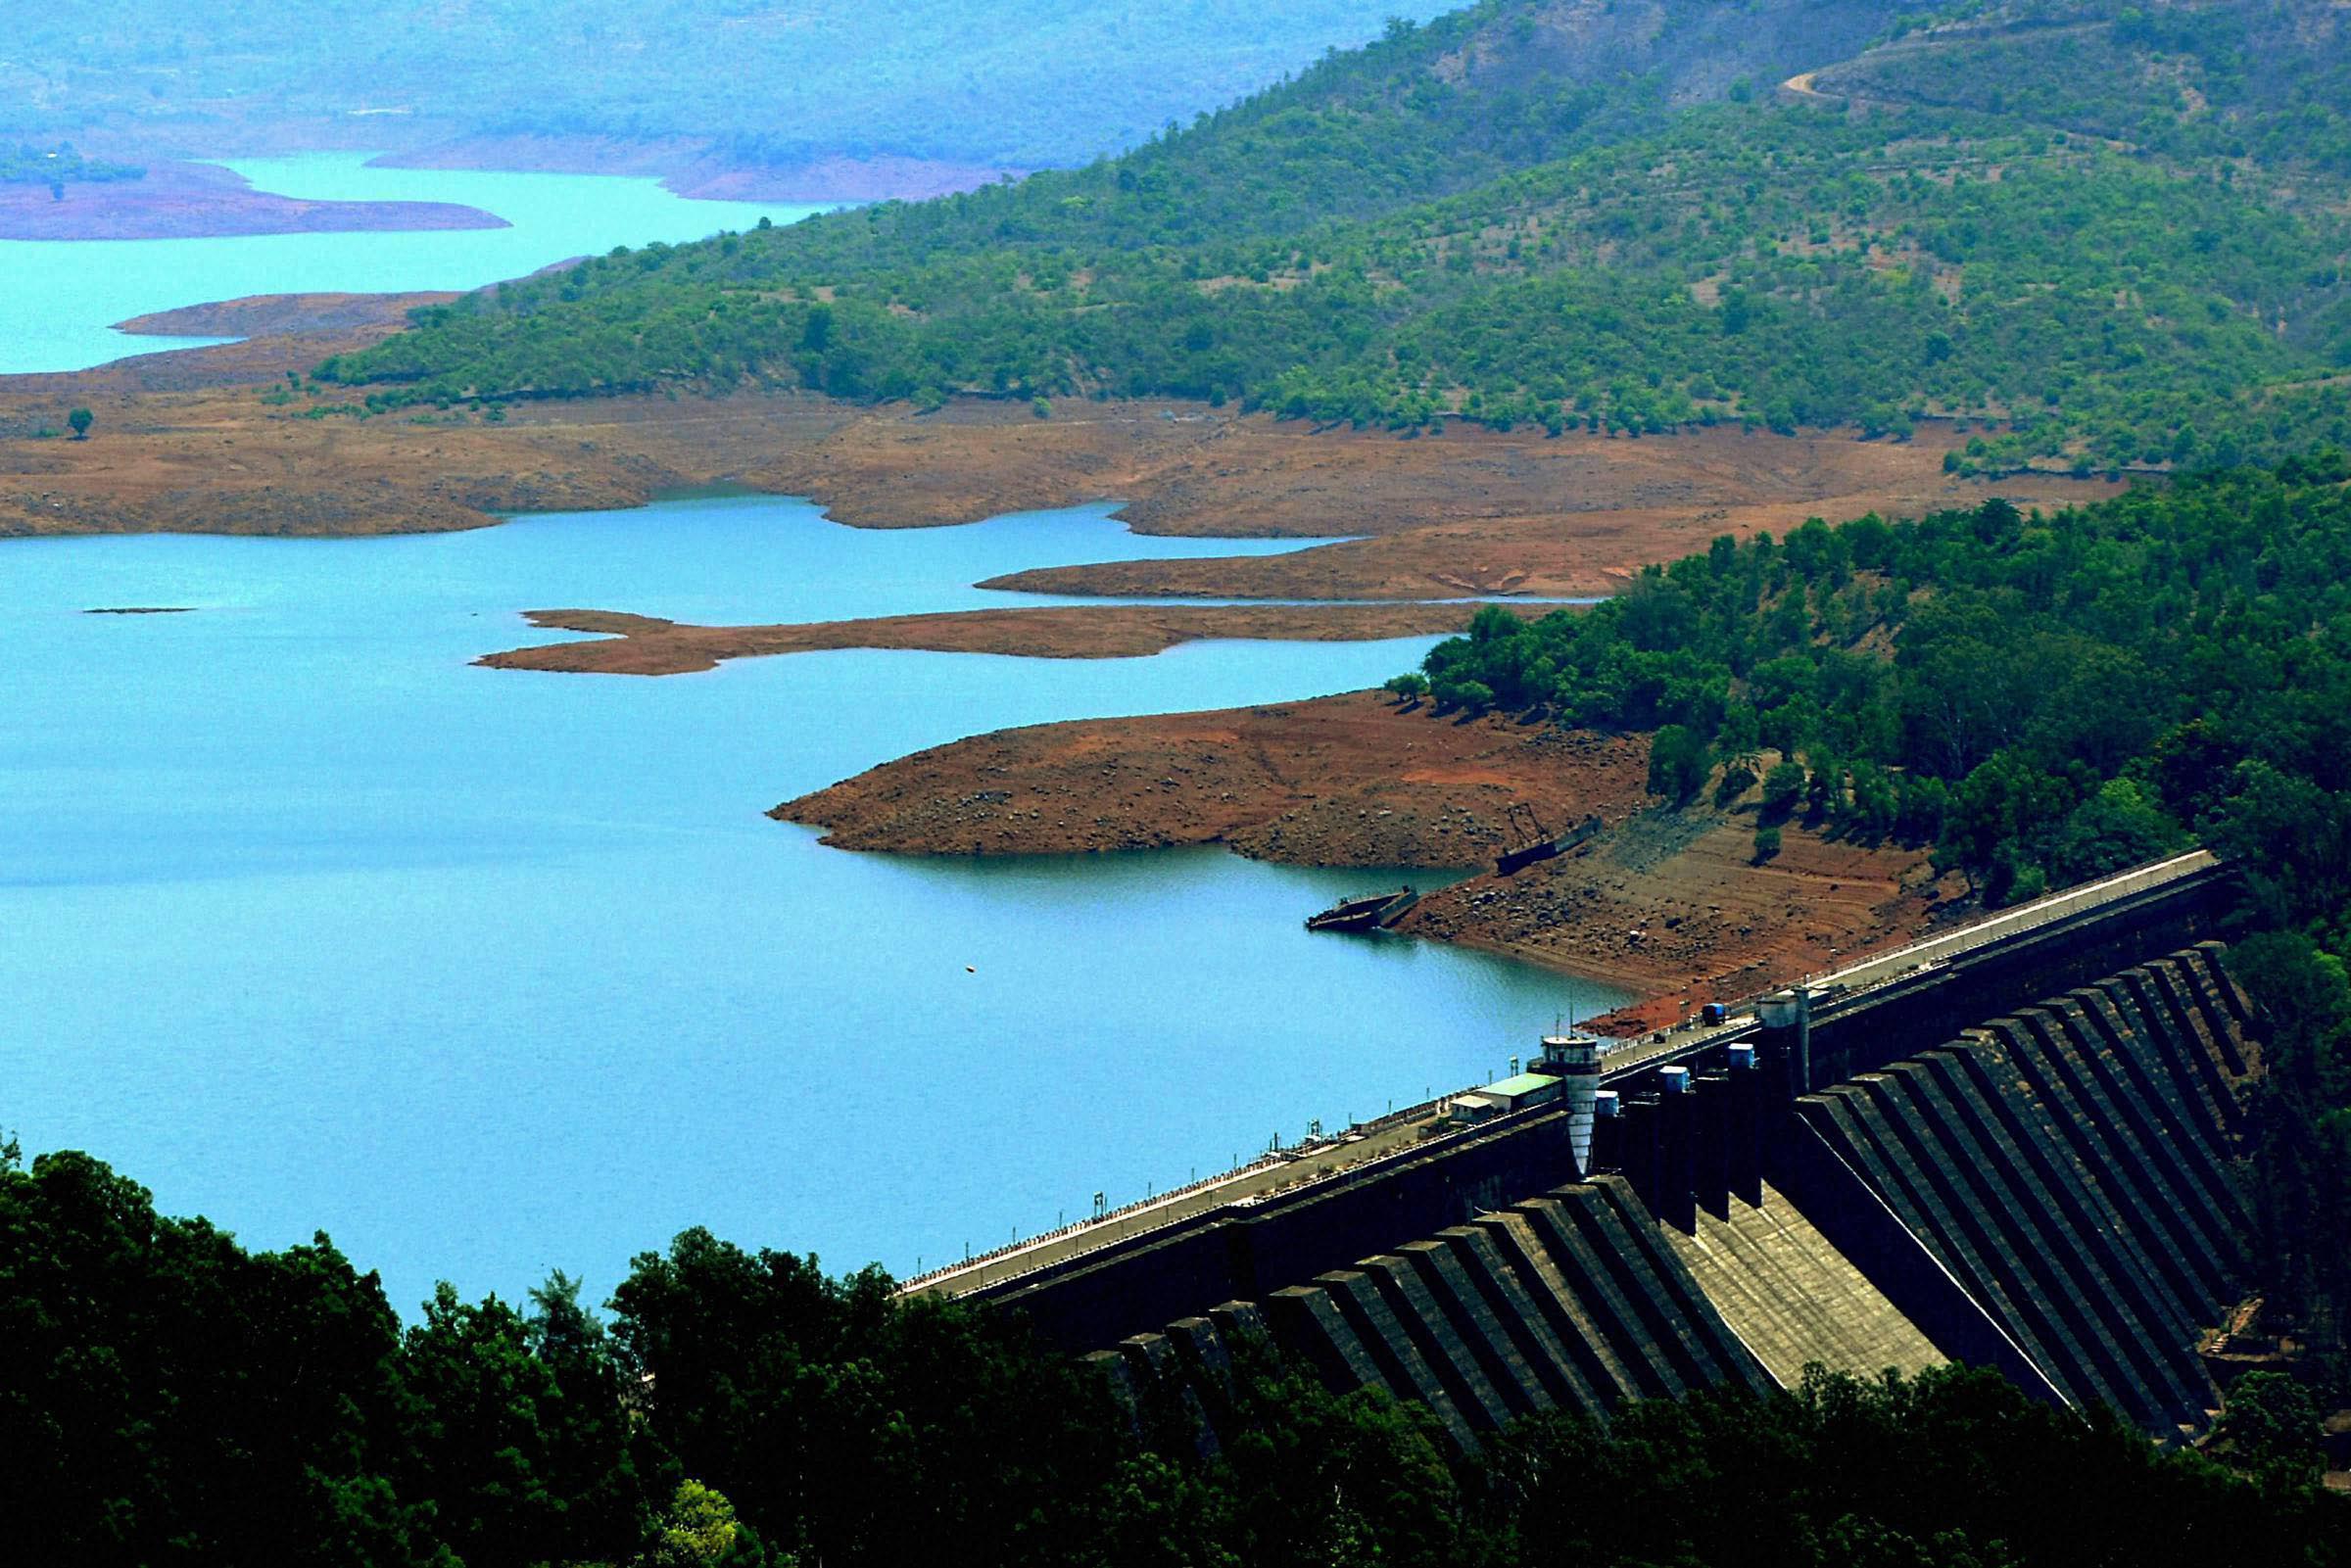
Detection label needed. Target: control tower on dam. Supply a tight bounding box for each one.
[923,851,2260,1447]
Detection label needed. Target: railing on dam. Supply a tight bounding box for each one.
[900,1087,1561,1301]
[896,1149,1289,1297]
[1598,849,2222,1081]
[1788,848,2217,1000]
[899,1087,1479,1297]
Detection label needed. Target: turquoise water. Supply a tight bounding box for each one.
[0,155,821,373]
[0,497,1619,1313]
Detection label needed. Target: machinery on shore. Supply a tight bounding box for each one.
[1304,885,1418,932]
[1495,806,1603,875]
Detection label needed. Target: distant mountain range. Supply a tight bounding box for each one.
[0,0,1457,171]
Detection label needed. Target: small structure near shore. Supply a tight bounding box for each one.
[1495,807,1604,875]
[1304,885,1417,932]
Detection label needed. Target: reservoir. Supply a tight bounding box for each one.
[0,155,822,373]
[0,496,1620,1313]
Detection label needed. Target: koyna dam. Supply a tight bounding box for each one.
[919,851,2257,1448]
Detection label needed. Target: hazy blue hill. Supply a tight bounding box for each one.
[0,0,1465,169]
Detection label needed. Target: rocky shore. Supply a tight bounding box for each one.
[779,690,1653,863]
[0,328,2118,570]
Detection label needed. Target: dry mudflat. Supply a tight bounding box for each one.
[370,134,1024,204]
[0,312,2114,569]
[781,689,1655,863]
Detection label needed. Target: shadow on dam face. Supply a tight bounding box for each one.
[1012,937,2261,1452]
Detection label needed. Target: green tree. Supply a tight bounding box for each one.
[0,1151,430,1565]
[67,407,92,440]
[644,1480,770,1568]
[1715,753,1760,807]
[1648,725,1709,802]
[1753,824,1783,863]
[2216,1371,2326,1488]
[1760,759,1807,823]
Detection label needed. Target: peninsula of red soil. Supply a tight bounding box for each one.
[780,690,1653,862]
[5,309,1989,1016]
[781,690,1964,1021]
[481,602,1529,675]
[0,161,504,242]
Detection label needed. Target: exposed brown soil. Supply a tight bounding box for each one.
[0,161,505,241]
[779,689,1654,864]
[749,404,2122,549]
[0,346,2123,578]
[480,602,1533,676]
[0,356,853,536]
[0,292,472,416]
[0,310,2008,1012]
[974,431,2120,599]
[781,689,1961,1005]
[1398,810,1964,1034]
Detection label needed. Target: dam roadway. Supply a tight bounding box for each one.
[906,848,2225,1303]
[1597,848,2222,1080]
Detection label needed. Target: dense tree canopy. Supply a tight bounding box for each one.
[3,1135,2343,1566]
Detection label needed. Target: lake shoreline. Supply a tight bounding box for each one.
[2,500,1588,1307]
[7,128,1019,244]
[0,292,2055,1033]
[779,688,1972,1030]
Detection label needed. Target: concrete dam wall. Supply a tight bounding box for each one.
[1064,942,2261,1450]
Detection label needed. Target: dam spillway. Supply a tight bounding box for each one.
[1660,1179,1949,1389]
[980,888,2258,1448]
[1772,953,2255,1438]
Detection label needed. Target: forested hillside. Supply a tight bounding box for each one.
[0,0,1457,170]
[320,0,2351,477]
